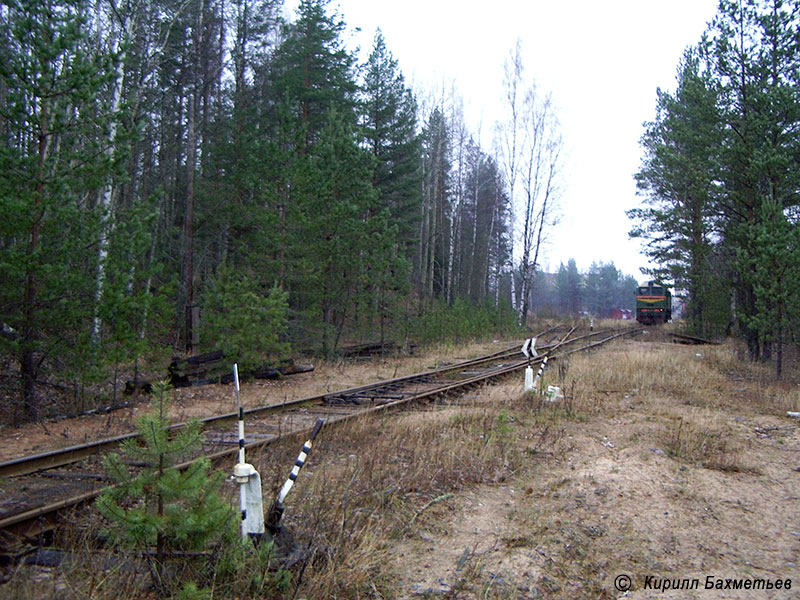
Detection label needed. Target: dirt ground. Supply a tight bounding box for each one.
[3,334,799,599]
[385,339,800,599]
[0,343,499,462]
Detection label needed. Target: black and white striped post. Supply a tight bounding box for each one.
[266,418,324,535]
[531,355,548,391]
[231,363,265,541]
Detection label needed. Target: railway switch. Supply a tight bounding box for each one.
[266,418,324,536]
[522,337,537,392]
[232,364,266,542]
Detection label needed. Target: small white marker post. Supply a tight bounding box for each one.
[524,364,534,391]
[522,338,537,391]
[231,364,265,542]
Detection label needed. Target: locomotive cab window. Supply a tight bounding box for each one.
[638,286,664,295]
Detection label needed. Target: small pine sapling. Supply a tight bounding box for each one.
[96,382,232,592]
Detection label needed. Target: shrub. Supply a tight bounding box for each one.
[96,382,232,594]
[411,298,520,343]
[201,266,290,370]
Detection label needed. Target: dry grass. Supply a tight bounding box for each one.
[564,343,728,406]
[486,337,800,597]
[281,404,537,597]
[5,333,800,599]
[661,413,749,472]
[277,337,799,598]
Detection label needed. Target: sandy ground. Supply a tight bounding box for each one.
[390,420,799,598]
[0,343,500,462]
[3,336,799,599]
[386,341,800,599]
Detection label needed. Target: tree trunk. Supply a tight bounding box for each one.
[20,96,50,422]
[92,11,131,344]
[182,96,196,352]
[776,279,783,379]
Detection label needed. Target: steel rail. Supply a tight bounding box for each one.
[0,326,641,552]
[0,334,568,479]
[0,326,616,480]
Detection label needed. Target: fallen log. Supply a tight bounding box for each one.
[337,341,396,357]
[168,350,226,386]
[337,341,417,357]
[168,352,314,387]
[671,332,720,346]
[124,380,153,395]
[253,362,315,380]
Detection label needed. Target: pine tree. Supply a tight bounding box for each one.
[263,1,418,352]
[294,112,381,354]
[0,0,121,421]
[355,30,421,338]
[709,0,800,357]
[96,382,230,592]
[555,259,581,316]
[361,30,422,248]
[269,0,357,153]
[201,266,290,370]
[741,199,799,377]
[207,0,283,276]
[629,49,726,335]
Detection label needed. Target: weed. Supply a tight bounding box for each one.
[7,335,797,599]
[662,414,746,472]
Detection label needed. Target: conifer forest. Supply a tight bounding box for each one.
[631,0,800,376]
[0,0,533,424]
[1,0,799,424]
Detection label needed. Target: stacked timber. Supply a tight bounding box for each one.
[337,341,416,358]
[167,352,314,388]
[671,332,719,346]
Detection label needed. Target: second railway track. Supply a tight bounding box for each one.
[0,325,642,559]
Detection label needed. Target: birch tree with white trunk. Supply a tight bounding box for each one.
[496,40,525,312]
[515,81,563,325]
[92,0,133,344]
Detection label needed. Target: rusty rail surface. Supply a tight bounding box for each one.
[0,325,641,559]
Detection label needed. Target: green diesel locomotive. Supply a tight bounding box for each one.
[635,281,672,325]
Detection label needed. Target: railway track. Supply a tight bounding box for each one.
[671,331,719,345]
[0,325,641,561]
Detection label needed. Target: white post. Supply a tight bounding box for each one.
[235,364,244,465]
[231,363,265,540]
[524,365,535,391]
[266,419,324,534]
[522,337,537,391]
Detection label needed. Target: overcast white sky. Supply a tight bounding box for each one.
[289,0,721,278]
